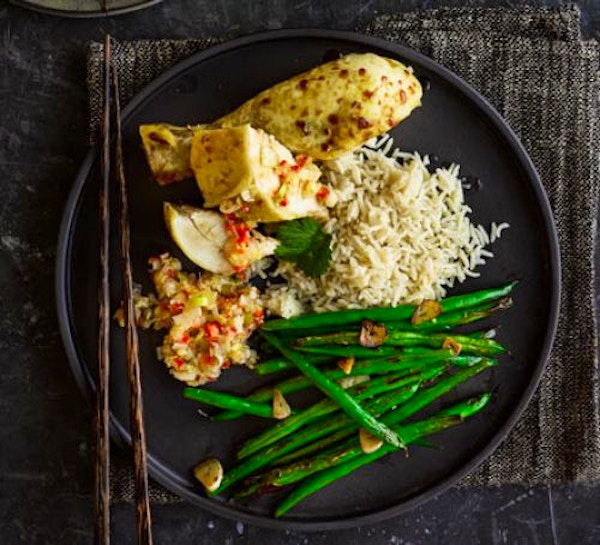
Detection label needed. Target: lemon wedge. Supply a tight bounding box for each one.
[163,202,234,274]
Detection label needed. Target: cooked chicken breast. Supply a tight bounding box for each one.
[218,52,423,160]
[190,124,330,222]
[139,52,422,184]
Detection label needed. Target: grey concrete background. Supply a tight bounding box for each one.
[1,1,599,543]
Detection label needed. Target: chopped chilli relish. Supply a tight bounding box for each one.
[117,254,264,386]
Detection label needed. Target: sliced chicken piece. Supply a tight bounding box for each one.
[190,124,330,222]
[140,124,205,185]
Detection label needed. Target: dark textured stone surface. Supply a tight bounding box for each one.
[1,0,599,543]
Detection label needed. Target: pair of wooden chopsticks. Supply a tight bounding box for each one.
[95,34,154,545]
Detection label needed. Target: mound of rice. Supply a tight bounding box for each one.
[268,136,508,313]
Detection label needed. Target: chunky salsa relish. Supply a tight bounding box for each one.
[119,254,264,386]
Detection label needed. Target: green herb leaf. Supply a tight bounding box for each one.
[274,218,320,257]
[274,218,332,278]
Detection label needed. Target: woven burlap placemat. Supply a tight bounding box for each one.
[86,6,600,502]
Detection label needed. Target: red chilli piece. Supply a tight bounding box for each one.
[174,357,184,369]
[317,186,330,200]
[169,301,184,315]
[204,322,222,341]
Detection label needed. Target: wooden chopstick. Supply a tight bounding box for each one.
[111,56,155,545]
[95,34,154,545]
[95,33,112,545]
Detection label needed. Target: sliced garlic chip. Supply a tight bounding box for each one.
[272,388,292,420]
[338,374,370,389]
[194,458,223,493]
[337,356,355,375]
[359,428,384,454]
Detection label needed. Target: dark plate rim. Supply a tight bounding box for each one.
[9,0,163,18]
[55,28,561,531]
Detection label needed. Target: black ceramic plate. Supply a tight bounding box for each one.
[56,30,560,530]
[10,0,162,18]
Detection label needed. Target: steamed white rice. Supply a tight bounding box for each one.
[268,136,508,313]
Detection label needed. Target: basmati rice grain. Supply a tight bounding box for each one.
[268,136,509,312]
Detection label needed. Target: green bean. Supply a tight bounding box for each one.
[254,352,399,376]
[273,297,513,339]
[213,366,356,422]
[412,298,512,330]
[275,393,491,516]
[272,365,452,466]
[398,346,442,355]
[263,333,405,450]
[254,355,333,376]
[268,358,494,466]
[215,350,457,422]
[296,345,400,358]
[448,355,490,368]
[215,350,476,422]
[237,373,420,459]
[440,283,515,314]
[237,365,444,460]
[215,383,423,496]
[345,352,457,375]
[295,330,504,356]
[271,416,459,512]
[385,331,505,354]
[235,382,424,498]
[253,359,495,484]
[261,283,516,332]
[297,333,504,358]
[437,392,492,417]
[183,387,277,419]
[296,332,368,347]
[386,297,513,332]
[379,358,495,427]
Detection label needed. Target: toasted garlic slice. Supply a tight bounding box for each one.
[411,299,442,325]
[359,319,388,347]
[337,356,355,375]
[359,428,384,454]
[272,388,292,420]
[442,337,462,356]
[338,374,369,389]
[194,458,223,493]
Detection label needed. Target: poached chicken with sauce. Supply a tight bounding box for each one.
[139,52,422,184]
[191,124,333,222]
[217,52,423,160]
